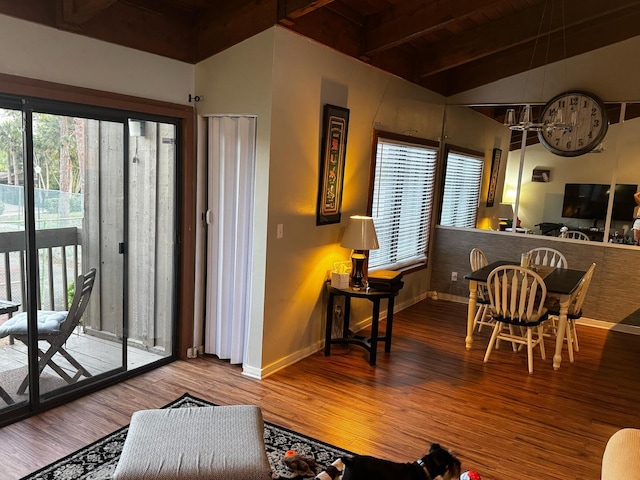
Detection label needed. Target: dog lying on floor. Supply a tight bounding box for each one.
[338,443,461,480]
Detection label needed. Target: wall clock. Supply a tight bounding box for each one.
[537,90,608,157]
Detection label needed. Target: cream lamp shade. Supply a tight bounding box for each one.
[340,215,379,251]
[498,203,514,219]
[340,216,379,290]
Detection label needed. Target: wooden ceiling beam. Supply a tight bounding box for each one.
[417,0,640,78]
[423,4,640,96]
[364,0,517,56]
[58,0,117,26]
[196,0,279,62]
[278,0,336,21]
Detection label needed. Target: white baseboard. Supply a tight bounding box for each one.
[241,292,431,380]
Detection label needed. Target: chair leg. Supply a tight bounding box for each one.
[570,320,580,352]
[537,325,546,360]
[473,304,483,331]
[484,321,502,363]
[526,328,534,374]
[565,323,575,364]
[0,386,14,405]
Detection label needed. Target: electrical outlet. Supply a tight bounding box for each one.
[451,271,458,281]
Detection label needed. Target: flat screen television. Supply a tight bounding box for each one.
[612,184,639,220]
[561,183,638,221]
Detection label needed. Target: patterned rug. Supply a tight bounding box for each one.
[20,393,354,480]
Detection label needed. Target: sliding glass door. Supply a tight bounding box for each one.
[0,97,177,421]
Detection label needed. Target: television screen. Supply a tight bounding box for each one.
[561,183,609,220]
[612,184,638,221]
[561,183,638,221]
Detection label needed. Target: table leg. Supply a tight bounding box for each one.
[553,294,571,370]
[466,280,478,350]
[384,295,395,353]
[343,297,351,338]
[324,292,334,356]
[369,299,381,366]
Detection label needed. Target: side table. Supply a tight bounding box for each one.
[324,281,403,366]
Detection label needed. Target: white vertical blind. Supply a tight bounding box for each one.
[440,151,483,228]
[369,138,438,270]
[205,116,256,364]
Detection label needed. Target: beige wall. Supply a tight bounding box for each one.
[195,29,276,375]
[0,14,193,104]
[448,36,640,106]
[261,28,445,375]
[504,116,640,234]
[443,106,512,230]
[196,26,448,376]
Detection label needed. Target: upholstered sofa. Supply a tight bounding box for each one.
[602,428,640,479]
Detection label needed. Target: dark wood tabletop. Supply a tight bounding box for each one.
[464,260,586,296]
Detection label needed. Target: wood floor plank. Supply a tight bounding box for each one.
[0,298,638,479]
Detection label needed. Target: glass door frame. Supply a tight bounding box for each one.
[0,93,181,424]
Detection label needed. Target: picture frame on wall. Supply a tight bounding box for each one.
[486,148,502,207]
[316,104,350,225]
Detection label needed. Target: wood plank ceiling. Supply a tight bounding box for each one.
[3,0,640,98]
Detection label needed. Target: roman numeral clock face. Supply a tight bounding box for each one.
[537,91,608,157]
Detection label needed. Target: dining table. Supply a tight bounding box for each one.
[464,260,587,370]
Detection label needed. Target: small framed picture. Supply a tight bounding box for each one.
[486,148,501,207]
[316,104,349,225]
[532,168,551,182]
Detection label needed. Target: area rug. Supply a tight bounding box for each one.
[20,392,354,480]
[2,366,69,404]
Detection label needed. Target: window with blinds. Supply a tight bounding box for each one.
[440,150,484,228]
[368,132,438,271]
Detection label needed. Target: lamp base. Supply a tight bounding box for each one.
[350,252,367,290]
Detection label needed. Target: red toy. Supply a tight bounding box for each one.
[460,470,482,480]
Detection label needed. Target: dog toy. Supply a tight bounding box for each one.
[282,449,319,477]
[315,458,344,480]
[460,470,482,480]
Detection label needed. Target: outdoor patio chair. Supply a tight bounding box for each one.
[0,268,97,395]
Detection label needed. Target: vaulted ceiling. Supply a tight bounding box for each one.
[4,0,640,97]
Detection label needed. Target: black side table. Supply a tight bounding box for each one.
[324,281,403,366]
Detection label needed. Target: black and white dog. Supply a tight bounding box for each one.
[340,443,461,480]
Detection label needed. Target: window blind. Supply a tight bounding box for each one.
[440,151,483,228]
[369,139,438,271]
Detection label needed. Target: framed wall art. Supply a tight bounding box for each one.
[485,147,502,207]
[316,104,350,225]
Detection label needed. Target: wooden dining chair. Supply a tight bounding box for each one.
[562,230,590,241]
[545,262,596,362]
[483,265,549,374]
[469,248,493,333]
[527,247,568,268]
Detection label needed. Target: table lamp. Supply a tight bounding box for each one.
[498,203,514,231]
[341,215,379,290]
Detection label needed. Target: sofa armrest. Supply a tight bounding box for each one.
[602,429,640,480]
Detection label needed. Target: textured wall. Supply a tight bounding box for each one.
[430,227,640,326]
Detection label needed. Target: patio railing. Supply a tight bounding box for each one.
[0,227,82,313]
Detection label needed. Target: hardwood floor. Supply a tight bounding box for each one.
[1,298,638,479]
